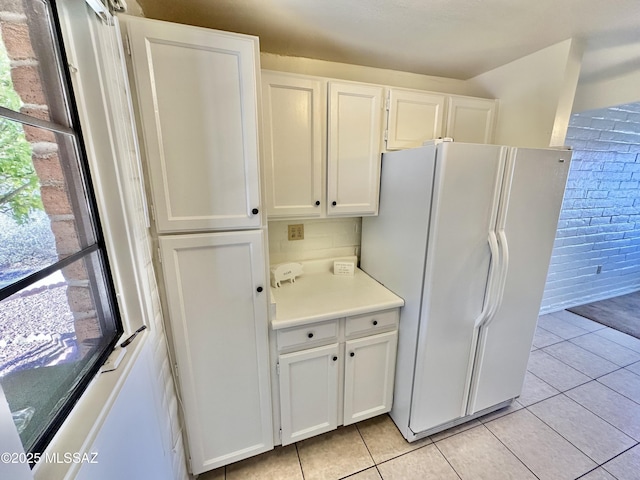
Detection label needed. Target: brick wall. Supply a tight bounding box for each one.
[0,0,101,355]
[541,103,640,312]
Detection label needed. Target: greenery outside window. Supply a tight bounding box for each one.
[0,0,122,459]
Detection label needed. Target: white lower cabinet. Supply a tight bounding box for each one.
[278,343,340,445]
[276,309,399,445]
[343,330,398,425]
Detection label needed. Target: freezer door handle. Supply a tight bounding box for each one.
[473,231,500,328]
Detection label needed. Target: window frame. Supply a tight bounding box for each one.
[0,0,125,459]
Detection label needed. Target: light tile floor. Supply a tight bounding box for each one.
[201,311,640,480]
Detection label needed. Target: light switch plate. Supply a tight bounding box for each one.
[288,224,304,241]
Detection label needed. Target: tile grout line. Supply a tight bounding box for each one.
[588,442,640,478]
[538,340,640,409]
[574,464,615,479]
[527,337,640,390]
[518,388,564,410]
[467,421,541,480]
[523,369,564,399]
[594,370,640,407]
[545,335,630,365]
[524,393,636,468]
[547,311,609,333]
[294,441,305,480]
[591,327,640,352]
[564,380,640,436]
[531,325,567,349]
[524,357,640,412]
[566,335,640,366]
[540,343,625,381]
[529,344,611,391]
[347,422,378,479]
[351,417,439,471]
[536,319,591,340]
[431,437,463,480]
[554,385,640,449]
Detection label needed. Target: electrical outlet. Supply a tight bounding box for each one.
[288,224,304,241]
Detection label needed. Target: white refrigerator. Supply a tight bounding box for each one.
[361,140,571,440]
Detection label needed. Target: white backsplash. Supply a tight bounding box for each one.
[268,217,362,265]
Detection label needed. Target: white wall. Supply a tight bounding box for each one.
[261,52,483,96]
[466,39,583,148]
[574,70,640,114]
[268,218,361,265]
[74,345,173,480]
[124,0,145,17]
[573,42,640,113]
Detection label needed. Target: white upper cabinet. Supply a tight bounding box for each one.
[260,71,497,220]
[261,72,324,218]
[261,74,384,219]
[125,16,262,232]
[385,89,445,150]
[328,81,384,216]
[446,95,497,144]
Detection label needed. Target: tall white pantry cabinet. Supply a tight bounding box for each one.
[120,15,272,475]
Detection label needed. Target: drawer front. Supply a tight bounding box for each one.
[345,309,398,338]
[277,320,339,351]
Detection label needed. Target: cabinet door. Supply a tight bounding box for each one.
[445,96,497,144]
[386,89,445,150]
[343,331,397,426]
[125,16,262,232]
[278,343,340,445]
[158,231,272,474]
[262,72,324,218]
[328,82,384,216]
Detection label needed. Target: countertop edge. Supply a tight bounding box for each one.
[270,299,404,330]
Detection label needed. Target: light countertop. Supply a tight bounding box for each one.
[269,258,404,330]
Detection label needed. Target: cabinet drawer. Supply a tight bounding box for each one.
[345,309,398,338]
[277,320,339,351]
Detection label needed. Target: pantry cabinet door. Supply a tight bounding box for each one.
[327,82,384,216]
[125,16,262,232]
[446,96,497,144]
[386,89,445,150]
[262,72,324,218]
[278,344,340,445]
[343,331,397,425]
[158,231,272,474]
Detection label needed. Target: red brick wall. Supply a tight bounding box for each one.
[1,0,101,356]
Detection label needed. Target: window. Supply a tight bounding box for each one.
[0,0,122,458]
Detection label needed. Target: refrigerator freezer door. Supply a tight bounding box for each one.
[467,148,571,414]
[361,145,437,439]
[409,142,508,434]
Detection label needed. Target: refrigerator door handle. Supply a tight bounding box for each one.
[483,229,509,327]
[473,231,499,328]
[480,148,513,328]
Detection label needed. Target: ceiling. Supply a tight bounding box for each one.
[135,0,640,83]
